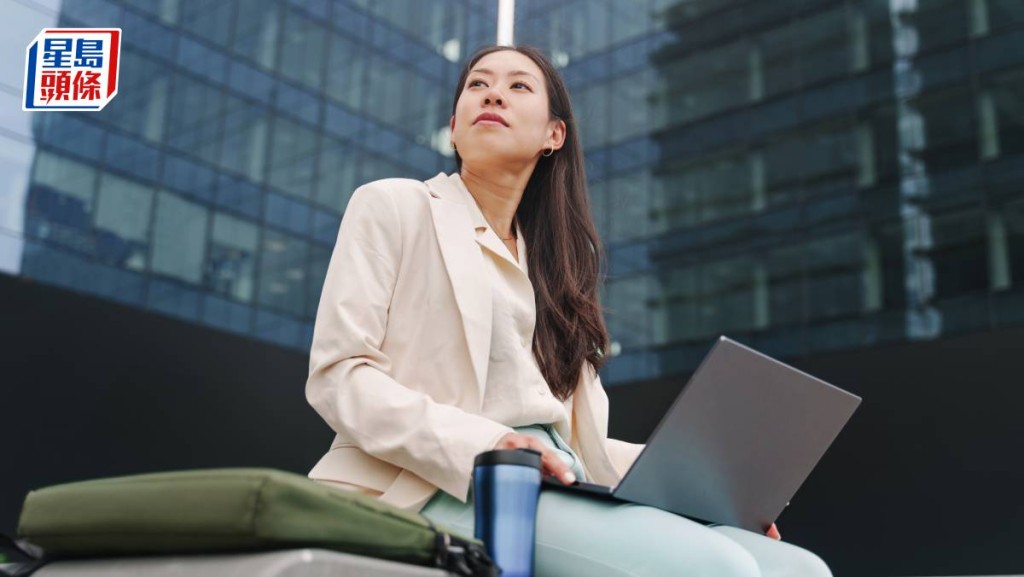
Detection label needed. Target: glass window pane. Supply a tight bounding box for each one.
[659,152,753,228]
[177,37,228,84]
[606,171,657,242]
[27,153,97,255]
[164,153,217,203]
[608,71,651,143]
[274,81,321,125]
[207,212,258,302]
[357,155,404,187]
[805,233,866,322]
[331,1,372,41]
[228,57,274,103]
[180,0,235,48]
[62,0,122,27]
[914,87,978,170]
[166,74,225,165]
[268,116,317,199]
[610,0,651,45]
[315,137,360,211]
[31,152,96,206]
[233,0,279,69]
[606,274,655,348]
[104,132,160,183]
[94,173,153,270]
[122,10,178,60]
[575,84,609,148]
[215,173,263,218]
[906,0,969,53]
[991,69,1024,157]
[278,10,327,90]
[398,71,442,143]
[221,94,269,181]
[765,243,805,327]
[657,41,749,126]
[758,24,799,99]
[795,7,852,86]
[123,0,180,25]
[265,191,312,236]
[312,208,341,245]
[94,171,152,245]
[988,0,1024,32]
[258,230,308,316]
[363,54,406,127]
[33,115,105,162]
[931,210,989,299]
[326,34,366,109]
[96,51,167,143]
[152,192,209,283]
[361,0,444,49]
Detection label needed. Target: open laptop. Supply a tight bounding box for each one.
[542,336,862,533]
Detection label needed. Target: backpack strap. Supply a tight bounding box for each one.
[425,520,499,577]
[0,533,46,577]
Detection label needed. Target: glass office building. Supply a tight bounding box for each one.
[3,0,495,349]
[2,0,1023,385]
[516,0,1024,383]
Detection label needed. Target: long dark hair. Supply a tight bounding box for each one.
[452,45,609,400]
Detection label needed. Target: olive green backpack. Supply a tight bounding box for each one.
[13,468,496,576]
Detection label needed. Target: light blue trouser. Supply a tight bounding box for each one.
[422,425,831,577]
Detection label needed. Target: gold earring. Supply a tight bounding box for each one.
[451,142,457,151]
[542,146,554,157]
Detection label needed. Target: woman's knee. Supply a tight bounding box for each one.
[674,529,761,577]
[711,526,831,577]
[775,547,831,577]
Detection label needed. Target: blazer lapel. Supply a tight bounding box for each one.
[425,173,492,403]
[476,231,519,269]
[461,187,522,271]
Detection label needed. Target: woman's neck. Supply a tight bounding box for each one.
[460,166,530,239]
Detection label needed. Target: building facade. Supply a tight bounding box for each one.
[4,0,494,350]
[516,0,1024,383]
[2,0,1023,385]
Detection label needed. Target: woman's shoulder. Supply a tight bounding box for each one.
[353,177,430,201]
[345,177,431,216]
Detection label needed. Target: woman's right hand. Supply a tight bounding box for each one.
[494,432,577,485]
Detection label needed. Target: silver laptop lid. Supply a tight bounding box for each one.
[613,336,862,532]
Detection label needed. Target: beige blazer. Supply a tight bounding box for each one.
[306,172,644,511]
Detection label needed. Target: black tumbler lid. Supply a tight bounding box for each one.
[474,449,542,469]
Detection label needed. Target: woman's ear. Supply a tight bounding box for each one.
[546,119,567,151]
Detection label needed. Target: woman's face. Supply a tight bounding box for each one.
[450,50,565,168]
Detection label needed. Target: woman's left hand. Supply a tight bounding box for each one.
[766,523,781,540]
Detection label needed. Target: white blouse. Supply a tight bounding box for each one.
[457,178,573,437]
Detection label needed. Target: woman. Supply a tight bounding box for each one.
[306,45,830,576]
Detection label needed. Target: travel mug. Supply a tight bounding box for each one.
[473,449,543,577]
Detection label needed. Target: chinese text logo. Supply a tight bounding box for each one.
[24,28,121,111]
